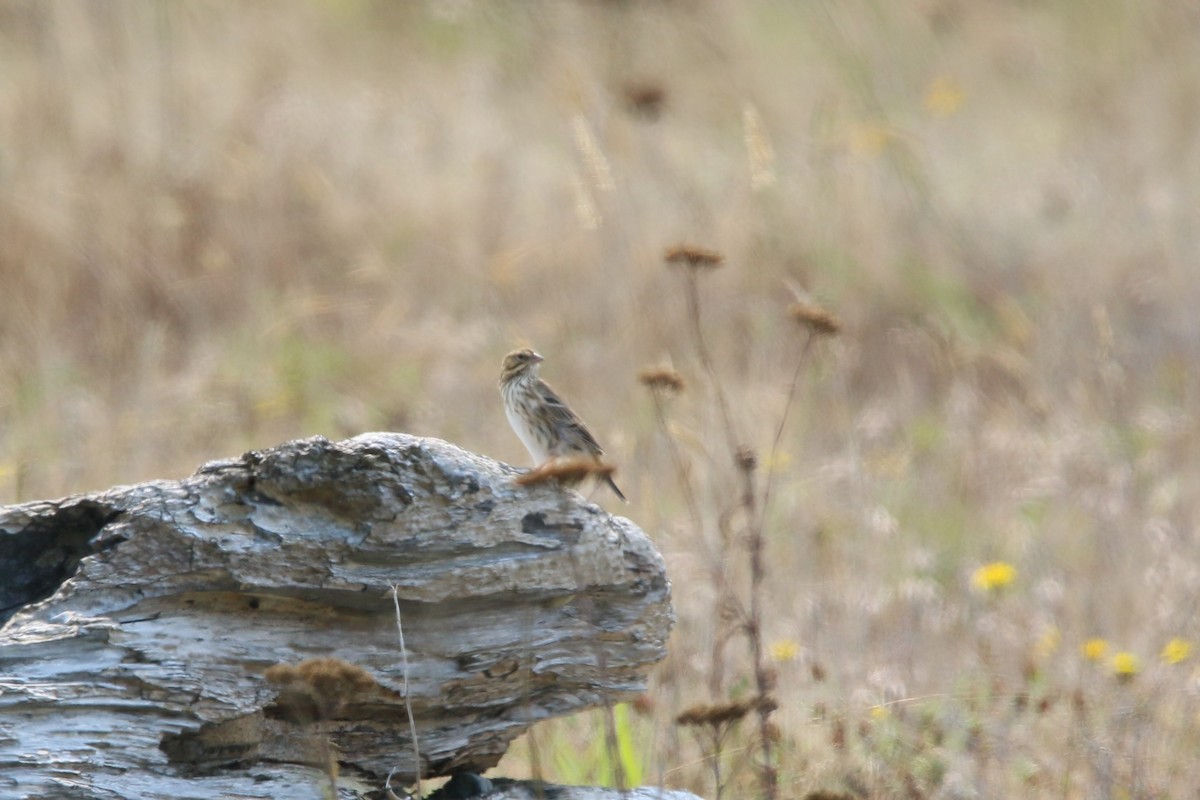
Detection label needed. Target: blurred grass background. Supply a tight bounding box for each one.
[3,0,1200,796]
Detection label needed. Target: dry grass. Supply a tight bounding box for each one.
[4,1,1200,797]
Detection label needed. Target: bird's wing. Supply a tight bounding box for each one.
[535,379,605,456]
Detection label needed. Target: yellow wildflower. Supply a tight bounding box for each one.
[1111,652,1141,679]
[1161,638,1192,665]
[770,639,800,663]
[847,121,891,157]
[971,561,1016,592]
[1034,626,1061,659]
[1082,638,1109,661]
[924,77,965,117]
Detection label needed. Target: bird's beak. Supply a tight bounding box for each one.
[530,352,544,363]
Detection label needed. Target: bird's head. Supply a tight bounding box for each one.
[500,348,544,382]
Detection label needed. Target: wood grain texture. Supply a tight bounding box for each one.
[0,433,676,800]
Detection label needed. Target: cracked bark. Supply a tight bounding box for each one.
[0,433,682,800]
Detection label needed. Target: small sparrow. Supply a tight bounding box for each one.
[499,348,627,502]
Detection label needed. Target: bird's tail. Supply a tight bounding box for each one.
[604,474,628,503]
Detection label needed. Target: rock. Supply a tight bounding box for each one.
[0,433,676,800]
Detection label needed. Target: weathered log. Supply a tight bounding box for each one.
[0,433,678,800]
[431,776,702,799]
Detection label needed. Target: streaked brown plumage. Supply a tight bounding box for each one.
[499,348,627,502]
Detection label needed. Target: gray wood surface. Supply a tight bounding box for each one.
[0,433,678,799]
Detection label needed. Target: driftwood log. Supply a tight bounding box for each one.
[0,433,685,800]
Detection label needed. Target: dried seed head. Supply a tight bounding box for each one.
[676,701,749,728]
[266,657,379,721]
[264,664,299,684]
[788,302,841,336]
[271,686,321,724]
[631,692,656,716]
[805,791,856,800]
[623,81,667,119]
[830,718,846,750]
[664,245,725,270]
[675,695,777,728]
[295,657,378,700]
[756,694,779,715]
[515,457,616,488]
[638,367,686,393]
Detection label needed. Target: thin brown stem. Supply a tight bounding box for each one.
[648,373,733,700]
[737,455,778,800]
[758,333,816,535]
[389,584,423,798]
[711,726,726,800]
[683,271,740,461]
[739,333,820,800]
[648,388,703,533]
